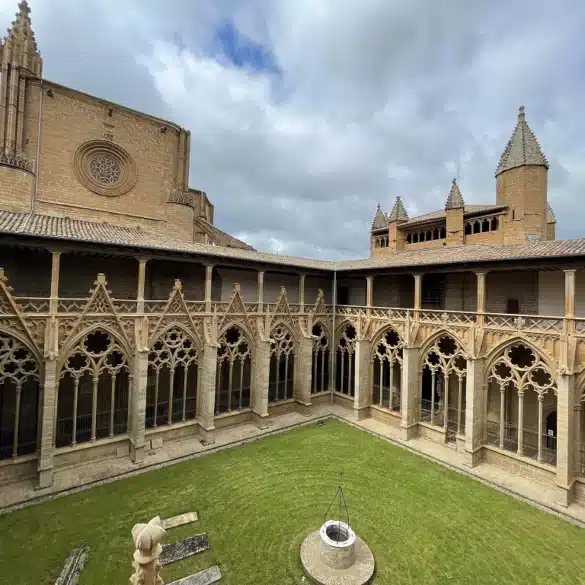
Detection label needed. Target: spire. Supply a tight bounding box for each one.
[445,178,464,210]
[0,1,42,76]
[388,196,409,222]
[495,105,548,177]
[371,203,389,230]
[547,202,556,223]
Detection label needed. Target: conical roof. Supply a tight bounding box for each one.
[371,203,389,231]
[445,178,464,210]
[495,106,548,177]
[388,197,409,222]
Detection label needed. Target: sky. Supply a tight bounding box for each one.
[2,0,585,260]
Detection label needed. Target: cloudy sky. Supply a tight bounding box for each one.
[3,1,585,259]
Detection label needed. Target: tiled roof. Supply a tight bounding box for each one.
[338,238,585,270]
[495,106,549,176]
[193,217,255,250]
[0,210,333,270]
[402,204,506,227]
[1,210,584,273]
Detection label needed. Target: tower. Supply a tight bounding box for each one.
[0,1,42,211]
[444,178,464,246]
[495,106,549,244]
[387,196,408,252]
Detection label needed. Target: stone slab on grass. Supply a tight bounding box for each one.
[162,511,199,530]
[168,565,222,585]
[160,534,209,565]
[55,546,90,585]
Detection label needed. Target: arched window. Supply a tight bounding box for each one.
[56,330,130,447]
[440,227,446,239]
[433,228,439,240]
[372,328,403,411]
[491,217,499,231]
[336,324,356,396]
[482,219,490,232]
[465,222,472,235]
[486,344,557,465]
[216,327,252,413]
[473,221,481,234]
[426,230,432,241]
[406,234,412,244]
[312,323,330,394]
[413,233,419,243]
[421,334,467,443]
[0,334,40,460]
[146,327,199,428]
[269,324,295,402]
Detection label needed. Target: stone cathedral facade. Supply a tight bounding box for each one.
[2,2,585,510]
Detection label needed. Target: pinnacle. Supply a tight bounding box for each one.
[371,203,389,230]
[445,178,464,210]
[0,0,41,75]
[388,196,409,222]
[495,105,548,176]
[4,0,37,49]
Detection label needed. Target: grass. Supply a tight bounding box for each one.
[1,419,584,585]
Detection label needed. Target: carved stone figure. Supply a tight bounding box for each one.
[130,516,167,585]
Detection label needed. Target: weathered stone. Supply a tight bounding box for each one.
[162,511,199,530]
[168,565,222,585]
[151,437,163,450]
[160,534,209,565]
[55,546,90,585]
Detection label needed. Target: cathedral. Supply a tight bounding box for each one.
[2,1,585,512]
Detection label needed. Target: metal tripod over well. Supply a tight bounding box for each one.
[323,471,350,542]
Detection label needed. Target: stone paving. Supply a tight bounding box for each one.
[2,404,585,530]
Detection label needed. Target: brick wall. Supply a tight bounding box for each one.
[444,273,477,311]
[0,248,52,296]
[486,270,538,314]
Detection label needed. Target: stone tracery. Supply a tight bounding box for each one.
[311,323,330,394]
[372,327,403,412]
[0,332,40,459]
[146,327,199,428]
[421,334,467,440]
[268,323,295,402]
[216,326,252,414]
[486,343,558,464]
[335,324,356,397]
[56,329,130,447]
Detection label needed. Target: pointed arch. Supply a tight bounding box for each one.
[0,324,43,367]
[485,338,558,466]
[216,325,252,414]
[0,330,42,459]
[56,326,131,447]
[269,321,296,403]
[311,321,330,394]
[419,330,467,442]
[217,320,255,348]
[485,335,556,377]
[146,325,201,428]
[335,322,357,397]
[371,326,404,412]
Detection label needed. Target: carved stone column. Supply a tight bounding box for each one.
[294,336,313,408]
[464,357,486,467]
[556,373,577,506]
[198,343,218,444]
[129,349,148,463]
[353,338,371,420]
[252,338,271,427]
[400,346,420,440]
[37,357,58,489]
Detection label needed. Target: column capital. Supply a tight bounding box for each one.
[564,268,577,274]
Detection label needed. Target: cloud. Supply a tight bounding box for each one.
[15,0,585,258]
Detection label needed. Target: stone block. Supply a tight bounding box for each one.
[160,534,209,565]
[55,546,90,585]
[168,565,222,585]
[151,437,163,450]
[116,443,130,458]
[162,511,199,530]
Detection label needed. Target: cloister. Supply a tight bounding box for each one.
[2,243,585,509]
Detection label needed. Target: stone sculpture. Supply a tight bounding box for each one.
[130,516,167,585]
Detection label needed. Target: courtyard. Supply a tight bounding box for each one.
[0,419,584,585]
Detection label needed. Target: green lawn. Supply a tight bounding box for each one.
[1,419,584,585]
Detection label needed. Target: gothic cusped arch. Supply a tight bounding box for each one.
[418,328,469,364]
[217,321,255,351]
[311,321,330,394]
[485,336,557,379]
[268,321,296,403]
[371,326,404,412]
[0,330,42,459]
[485,339,558,465]
[56,327,131,447]
[146,325,201,428]
[216,325,252,414]
[335,321,357,397]
[0,324,43,368]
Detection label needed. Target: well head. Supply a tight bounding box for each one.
[319,520,356,570]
